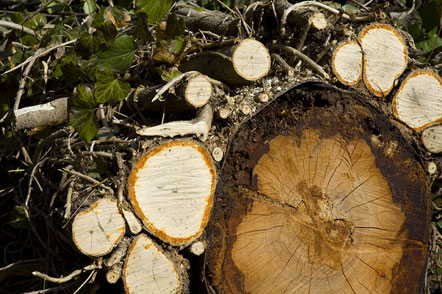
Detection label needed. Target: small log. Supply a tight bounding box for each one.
[393,70,442,131]
[14,97,67,130]
[180,39,271,85]
[128,140,216,245]
[422,124,442,154]
[358,23,408,96]
[134,74,212,113]
[332,41,362,85]
[72,198,126,257]
[205,84,430,294]
[175,6,239,36]
[123,234,184,294]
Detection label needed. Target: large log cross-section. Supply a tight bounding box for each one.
[204,84,430,294]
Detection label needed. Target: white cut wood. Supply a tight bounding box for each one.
[123,234,181,294]
[232,39,271,81]
[128,141,216,245]
[332,41,362,85]
[184,74,212,107]
[14,97,67,130]
[359,24,408,96]
[422,124,442,153]
[309,12,327,30]
[72,198,125,257]
[136,104,213,141]
[189,241,205,256]
[393,70,442,131]
[121,208,142,235]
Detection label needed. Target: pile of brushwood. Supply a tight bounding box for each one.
[1,0,442,293]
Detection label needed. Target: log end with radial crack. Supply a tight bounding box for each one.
[72,198,126,257]
[180,39,271,85]
[128,140,216,246]
[123,234,185,294]
[393,70,442,131]
[204,84,430,294]
[358,23,408,97]
[422,124,442,154]
[332,41,362,85]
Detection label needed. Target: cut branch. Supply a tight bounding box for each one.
[422,124,442,154]
[14,97,68,130]
[180,39,271,85]
[128,140,216,246]
[72,198,125,257]
[393,70,442,131]
[332,41,362,85]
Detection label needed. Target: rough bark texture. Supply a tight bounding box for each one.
[204,83,430,294]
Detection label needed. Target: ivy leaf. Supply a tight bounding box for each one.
[83,0,96,14]
[79,31,105,53]
[68,84,98,142]
[136,0,174,23]
[135,12,153,43]
[416,27,442,52]
[95,70,131,103]
[166,12,185,41]
[420,1,441,31]
[97,35,136,73]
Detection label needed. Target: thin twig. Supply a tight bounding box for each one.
[0,20,42,40]
[60,168,114,194]
[13,53,39,112]
[268,43,329,79]
[2,39,78,76]
[32,263,98,284]
[271,53,295,76]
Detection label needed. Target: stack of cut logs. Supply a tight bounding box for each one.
[63,1,442,293]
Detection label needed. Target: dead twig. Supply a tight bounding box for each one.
[0,20,42,40]
[32,263,98,284]
[60,168,114,194]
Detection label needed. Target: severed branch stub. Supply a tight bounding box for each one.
[393,70,442,131]
[14,97,68,130]
[422,124,442,154]
[358,23,408,97]
[136,104,213,141]
[332,41,362,85]
[123,234,186,294]
[133,73,212,113]
[128,140,216,246]
[180,39,271,85]
[72,198,126,257]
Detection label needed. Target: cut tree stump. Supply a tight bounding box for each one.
[180,39,271,85]
[134,74,212,113]
[332,41,362,85]
[123,234,185,294]
[204,84,430,294]
[72,198,126,257]
[358,23,408,97]
[393,70,442,131]
[128,140,216,245]
[422,124,442,154]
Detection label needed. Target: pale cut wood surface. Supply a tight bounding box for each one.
[230,129,407,293]
[232,39,271,81]
[332,41,362,85]
[359,24,407,96]
[184,74,212,107]
[393,70,442,131]
[123,234,181,294]
[422,124,442,153]
[128,141,216,245]
[72,198,125,257]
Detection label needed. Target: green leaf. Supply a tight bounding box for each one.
[83,0,96,14]
[8,206,29,230]
[136,0,175,23]
[169,36,185,55]
[79,31,105,53]
[416,27,442,52]
[157,65,181,82]
[420,1,441,31]
[105,6,131,29]
[342,4,359,11]
[407,24,424,40]
[166,12,185,41]
[68,84,98,142]
[97,35,136,73]
[100,21,118,43]
[95,70,131,103]
[134,12,153,43]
